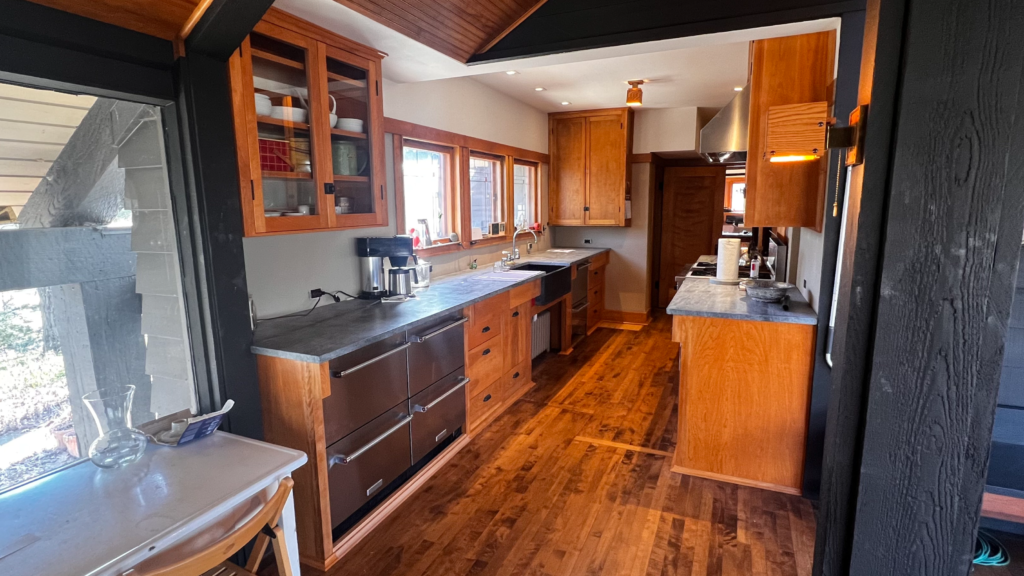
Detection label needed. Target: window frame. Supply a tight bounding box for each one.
[396,137,459,250]
[466,150,508,244]
[511,159,541,233]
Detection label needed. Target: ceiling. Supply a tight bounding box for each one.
[329,0,543,63]
[472,42,750,113]
[26,0,200,40]
[0,84,96,217]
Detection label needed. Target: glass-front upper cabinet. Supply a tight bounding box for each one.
[231,16,386,236]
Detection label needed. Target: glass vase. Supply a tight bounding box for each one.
[82,385,148,469]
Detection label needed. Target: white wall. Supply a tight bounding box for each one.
[244,78,550,318]
[791,196,833,312]
[632,107,699,154]
[383,77,549,153]
[553,163,652,316]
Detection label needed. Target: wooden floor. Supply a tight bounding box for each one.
[322,313,817,576]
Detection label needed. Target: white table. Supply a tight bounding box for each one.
[0,432,307,576]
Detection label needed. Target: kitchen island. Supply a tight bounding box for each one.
[667,279,817,495]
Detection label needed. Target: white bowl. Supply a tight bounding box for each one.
[271,106,307,123]
[255,98,273,117]
[337,118,363,133]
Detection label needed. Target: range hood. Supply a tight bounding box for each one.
[699,84,749,164]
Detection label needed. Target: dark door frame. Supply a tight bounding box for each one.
[815,0,1024,574]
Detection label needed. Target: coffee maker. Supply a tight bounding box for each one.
[356,236,414,299]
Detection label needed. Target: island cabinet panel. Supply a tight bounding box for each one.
[548,108,633,227]
[745,30,836,232]
[672,315,815,494]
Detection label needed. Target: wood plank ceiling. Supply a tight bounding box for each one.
[0,84,96,219]
[25,0,200,40]
[332,0,546,62]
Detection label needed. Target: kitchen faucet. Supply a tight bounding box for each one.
[510,228,539,262]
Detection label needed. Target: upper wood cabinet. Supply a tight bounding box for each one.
[745,31,836,232]
[230,10,388,237]
[548,108,633,227]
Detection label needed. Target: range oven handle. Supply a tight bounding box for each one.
[328,415,413,467]
[413,377,469,413]
[331,342,411,378]
[409,317,469,343]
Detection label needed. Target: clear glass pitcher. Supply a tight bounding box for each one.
[82,385,148,469]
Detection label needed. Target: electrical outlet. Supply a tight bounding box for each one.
[584,238,593,244]
[310,288,326,299]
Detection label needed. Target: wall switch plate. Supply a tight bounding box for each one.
[584,239,592,244]
[803,280,807,288]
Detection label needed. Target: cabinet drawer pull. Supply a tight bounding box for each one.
[482,348,491,356]
[328,415,412,467]
[512,311,520,318]
[482,326,491,333]
[332,343,410,378]
[513,372,520,379]
[483,394,492,403]
[410,317,468,342]
[413,377,469,413]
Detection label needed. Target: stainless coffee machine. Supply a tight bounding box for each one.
[356,236,415,299]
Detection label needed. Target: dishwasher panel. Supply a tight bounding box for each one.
[407,313,467,397]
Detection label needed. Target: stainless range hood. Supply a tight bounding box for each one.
[699,84,749,164]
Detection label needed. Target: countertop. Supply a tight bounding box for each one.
[251,247,610,363]
[666,277,818,325]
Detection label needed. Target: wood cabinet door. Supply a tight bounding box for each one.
[504,301,531,373]
[659,166,727,307]
[549,116,586,225]
[585,114,627,226]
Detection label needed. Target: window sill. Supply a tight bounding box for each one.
[414,241,464,256]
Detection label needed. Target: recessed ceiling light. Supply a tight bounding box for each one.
[561,101,571,106]
[535,87,545,91]
[734,86,744,91]
[506,70,518,75]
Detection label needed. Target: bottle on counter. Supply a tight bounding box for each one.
[748,227,760,279]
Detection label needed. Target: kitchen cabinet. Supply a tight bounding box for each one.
[548,108,633,227]
[745,31,836,232]
[230,9,387,237]
[586,251,609,333]
[465,279,541,433]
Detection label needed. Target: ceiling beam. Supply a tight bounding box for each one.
[477,0,548,55]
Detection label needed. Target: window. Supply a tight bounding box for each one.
[468,153,506,239]
[513,161,539,230]
[401,141,454,247]
[0,83,198,492]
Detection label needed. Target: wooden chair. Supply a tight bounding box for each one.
[125,477,295,576]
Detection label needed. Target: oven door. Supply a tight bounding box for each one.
[571,301,588,342]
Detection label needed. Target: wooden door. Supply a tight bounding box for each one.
[658,166,727,307]
[504,301,531,373]
[585,114,626,225]
[549,116,586,225]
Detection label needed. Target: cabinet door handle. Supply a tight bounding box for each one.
[482,326,491,333]
[331,343,410,378]
[410,317,468,343]
[512,311,520,318]
[328,415,412,467]
[483,394,492,402]
[513,372,520,379]
[482,348,491,356]
[413,377,469,413]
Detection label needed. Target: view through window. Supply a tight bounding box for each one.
[469,154,505,238]
[0,82,198,492]
[402,143,452,246]
[513,162,537,230]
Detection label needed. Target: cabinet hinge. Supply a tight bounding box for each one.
[654,280,660,290]
[376,80,380,96]
[250,180,255,200]
[380,184,385,200]
[324,183,335,195]
[584,206,590,212]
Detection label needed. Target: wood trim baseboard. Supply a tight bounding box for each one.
[670,465,803,496]
[601,309,651,325]
[981,492,1024,524]
[318,434,473,570]
[383,118,549,163]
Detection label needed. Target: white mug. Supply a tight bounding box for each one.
[297,204,311,215]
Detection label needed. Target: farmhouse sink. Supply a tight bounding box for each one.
[510,262,571,306]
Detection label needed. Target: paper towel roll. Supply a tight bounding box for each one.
[715,238,740,285]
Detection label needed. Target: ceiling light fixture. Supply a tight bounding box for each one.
[535,87,545,91]
[506,70,518,75]
[626,80,645,107]
[561,101,571,106]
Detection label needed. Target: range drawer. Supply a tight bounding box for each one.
[407,313,467,397]
[323,333,409,447]
[326,403,412,529]
[410,368,467,462]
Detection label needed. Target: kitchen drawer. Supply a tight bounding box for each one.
[467,377,503,429]
[588,301,603,330]
[468,293,508,349]
[467,339,504,388]
[326,403,412,529]
[589,266,605,289]
[323,333,409,447]
[509,279,541,307]
[504,302,531,372]
[410,368,467,462]
[591,250,610,270]
[407,313,467,397]
[505,359,531,398]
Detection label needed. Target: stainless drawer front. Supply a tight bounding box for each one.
[410,369,467,462]
[323,333,410,447]
[326,403,412,528]
[407,314,467,397]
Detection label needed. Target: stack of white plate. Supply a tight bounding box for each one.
[255,93,272,116]
[336,118,364,133]
[271,106,307,123]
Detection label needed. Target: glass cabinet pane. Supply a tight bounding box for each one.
[250,32,319,218]
[325,52,375,217]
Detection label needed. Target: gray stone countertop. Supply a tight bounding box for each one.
[251,247,610,363]
[666,278,818,325]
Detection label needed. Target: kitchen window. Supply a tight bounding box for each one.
[513,160,539,231]
[468,153,506,240]
[400,140,456,248]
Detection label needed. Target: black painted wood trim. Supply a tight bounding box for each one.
[185,0,274,62]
